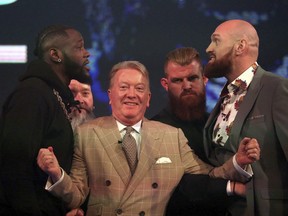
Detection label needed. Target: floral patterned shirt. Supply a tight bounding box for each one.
[212,63,258,146]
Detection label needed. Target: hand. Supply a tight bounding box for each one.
[231,181,246,197]
[236,137,260,167]
[37,146,62,183]
[66,208,84,216]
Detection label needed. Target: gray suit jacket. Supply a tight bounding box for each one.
[204,67,288,216]
[50,116,248,216]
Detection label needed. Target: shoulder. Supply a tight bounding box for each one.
[143,118,180,132]
[257,67,287,83]
[78,116,115,129]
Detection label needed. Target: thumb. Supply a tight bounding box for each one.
[48,146,54,153]
[241,137,251,146]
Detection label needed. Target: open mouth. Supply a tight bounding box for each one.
[83,60,90,72]
[208,55,215,63]
[84,65,90,72]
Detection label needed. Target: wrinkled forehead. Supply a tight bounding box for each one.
[69,79,91,91]
[113,68,149,85]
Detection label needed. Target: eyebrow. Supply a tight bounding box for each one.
[81,87,91,91]
[211,33,220,39]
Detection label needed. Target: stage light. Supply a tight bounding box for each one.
[0,0,17,6]
[0,45,27,63]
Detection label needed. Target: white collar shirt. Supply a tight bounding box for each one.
[212,63,258,146]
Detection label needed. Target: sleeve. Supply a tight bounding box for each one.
[273,78,288,160]
[179,128,250,182]
[48,129,89,209]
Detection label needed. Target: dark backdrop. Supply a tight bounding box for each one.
[1,0,288,118]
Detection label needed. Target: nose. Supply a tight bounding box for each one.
[182,79,192,90]
[127,87,136,97]
[206,43,213,54]
[84,48,90,58]
[74,94,84,104]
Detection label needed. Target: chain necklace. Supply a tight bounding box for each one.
[53,89,71,121]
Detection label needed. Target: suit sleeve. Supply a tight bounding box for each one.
[179,128,250,182]
[273,78,288,160]
[48,129,89,209]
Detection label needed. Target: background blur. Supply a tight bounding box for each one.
[1,0,288,118]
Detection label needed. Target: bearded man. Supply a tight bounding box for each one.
[69,78,95,131]
[152,47,242,216]
[152,47,208,162]
[0,24,90,216]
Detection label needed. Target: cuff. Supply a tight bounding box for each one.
[233,155,253,179]
[45,168,64,191]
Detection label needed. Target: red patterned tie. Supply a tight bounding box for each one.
[122,126,138,175]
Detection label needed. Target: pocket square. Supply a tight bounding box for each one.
[247,114,264,120]
[155,157,172,164]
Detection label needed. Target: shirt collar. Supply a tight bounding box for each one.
[116,120,142,133]
[220,62,258,97]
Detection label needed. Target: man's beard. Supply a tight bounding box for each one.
[63,53,90,83]
[169,89,206,122]
[204,48,233,79]
[70,110,95,131]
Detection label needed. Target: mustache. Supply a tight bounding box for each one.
[180,89,198,97]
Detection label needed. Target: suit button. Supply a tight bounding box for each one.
[105,180,111,186]
[116,208,123,214]
[152,182,158,188]
[139,211,145,216]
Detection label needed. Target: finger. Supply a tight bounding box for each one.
[246,143,259,152]
[241,137,251,145]
[248,151,259,161]
[248,138,259,148]
[76,208,84,216]
[246,147,258,154]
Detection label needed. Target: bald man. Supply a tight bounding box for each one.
[203,19,288,216]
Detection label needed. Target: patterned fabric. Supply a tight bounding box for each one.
[49,116,248,216]
[122,126,138,175]
[213,63,258,146]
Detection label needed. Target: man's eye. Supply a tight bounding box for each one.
[188,76,199,82]
[120,86,128,90]
[82,92,90,97]
[172,79,182,83]
[136,87,145,92]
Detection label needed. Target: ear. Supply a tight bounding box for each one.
[203,75,209,86]
[146,92,151,108]
[49,48,62,63]
[107,89,111,104]
[160,78,169,91]
[235,39,247,55]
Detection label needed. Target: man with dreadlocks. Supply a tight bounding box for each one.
[0,24,90,216]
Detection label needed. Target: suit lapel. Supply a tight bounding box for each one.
[227,67,264,152]
[204,68,264,164]
[94,116,132,185]
[204,98,222,160]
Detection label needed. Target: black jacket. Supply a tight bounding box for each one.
[0,60,75,216]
